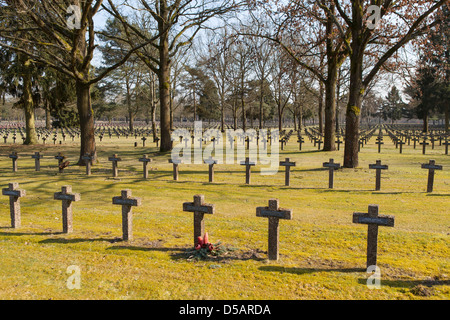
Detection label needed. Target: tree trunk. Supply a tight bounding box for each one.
[343,49,364,167]
[158,30,172,152]
[323,64,337,151]
[193,90,196,121]
[444,107,449,133]
[126,78,134,132]
[259,79,264,129]
[318,82,324,134]
[76,80,96,164]
[220,95,225,132]
[22,56,37,145]
[45,100,51,129]
[423,112,429,133]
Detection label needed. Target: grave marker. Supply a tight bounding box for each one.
[256,199,293,261]
[204,157,218,183]
[81,153,93,176]
[323,158,340,189]
[420,140,429,155]
[182,195,215,246]
[112,189,141,241]
[353,205,394,268]
[2,182,25,228]
[279,158,296,186]
[421,160,443,193]
[139,155,152,179]
[108,154,122,178]
[240,157,256,185]
[9,152,18,172]
[369,160,389,191]
[54,185,80,233]
[31,152,43,171]
[55,153,66,173]
[169,158,182,181]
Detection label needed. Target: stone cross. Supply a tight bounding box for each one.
[204,157,218,183]
[108,154,122,178]
[240,157,256,184]
[256,199,293,261]
[279,158,296,186]
[323,158,340,189]
[81,153,93,175]
[112,189,142,241]
[54,185,80,233]
[443,139,450,155]
[353,205,394,268]
[2,182,26,228]
[335,136,343,151]
[375,137,384,153]
[420,140,429,155]
[412,136,419,149]
[141,136,147,147]
[369,160,389,191]
[9,152,18,172]
[169,158,182,181]
[139,154,152,179]
[31,152,43,171]
[55,152,66,173]
[297,136,304,151]
[397,140,405,154]
[421,160,443,193]
[182,194,215,246]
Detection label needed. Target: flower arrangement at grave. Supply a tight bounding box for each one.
[188,232,227,260]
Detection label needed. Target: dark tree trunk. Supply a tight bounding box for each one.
[158,30,172,152]
[318,82,324,134]
[21,56,37,145]
[76,80,96,164]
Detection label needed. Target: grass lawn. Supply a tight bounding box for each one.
[0,129,449,300]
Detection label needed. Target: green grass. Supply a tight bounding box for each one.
[0,130,449,300]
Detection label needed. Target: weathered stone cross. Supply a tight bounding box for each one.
[112,189,142,241]
[55,152,66,173]
[322,158,340,189]
[256,199,293,261]
[108,154,122,178]
[279,158,296,186]
[82,153,93,175]
[139,154,152,179]
[353,204,394,268]
[369,160,389,191]
[54,185,80,233]
[240,157,256,184]
[420,139,429,155]
[204,157,218,183]
[31,152,43,171]
[169,158,182,181]
[421,160,443,193]
[182,195,215,246]
[443,139,450,155]
[9,152,18,172]
[2,182,25,228]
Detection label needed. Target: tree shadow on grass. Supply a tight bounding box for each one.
[357,278,450,288]
[0,229,63,236]
[259,265,365,275]
[39,237,122,244]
